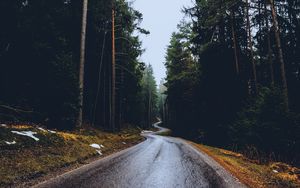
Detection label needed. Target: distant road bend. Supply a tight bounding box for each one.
[35,122,246,188]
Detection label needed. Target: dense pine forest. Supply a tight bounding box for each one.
[0,0,299,174]
[1,0,300,187]
[163,0,299,165]
[0,0,157,130]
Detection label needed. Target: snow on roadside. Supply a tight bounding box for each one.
[37,127,56,134]
[37,127,47,132]
[5,141,16,145]
[90,144,104,155]
[96,150,102,155]
[90,143,104,149]
[0,124,7,127]
[11,131,39,141]
[48,130,56,134]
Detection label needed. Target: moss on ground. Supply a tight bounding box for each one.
[188,142,300,188]
[0,125,143,187]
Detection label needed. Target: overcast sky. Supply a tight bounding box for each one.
[133,0,193,84]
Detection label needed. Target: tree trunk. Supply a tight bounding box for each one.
[110,5,116,131]
[78,0,88,128]
[269,0,289,111]
[103,58,106,126]
[119,69,124,129]
[246,0,258,95]
[92,31,107,126]
[265,3,275,86]
[231,11,239,75]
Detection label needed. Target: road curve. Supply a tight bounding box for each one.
[35,123,246,188]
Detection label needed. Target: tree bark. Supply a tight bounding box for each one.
[231,11,239,75]
[269,0,289,111]
[111,6,116,131]
[103,58,106,126]
[264,3,275,86]
[246,0,258,95]
[78,0,88,128]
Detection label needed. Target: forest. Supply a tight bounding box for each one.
[0,0,158,131]
[0,0,300,187]
[163,0,300,165]
[1,0,299,166]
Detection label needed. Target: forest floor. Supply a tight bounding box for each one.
[189,141,300,188]
[0,124,145,187]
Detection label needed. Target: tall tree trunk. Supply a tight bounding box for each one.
[258,0,264,74]
[111,6,116,131]
[269,0,289,111]
[265,3,275,86]
[92,31,107,126]
[246,0,258,95]
[118,69,124,129]
[231,11,239,75]
[78,0,88,128]
[103,59,106,126]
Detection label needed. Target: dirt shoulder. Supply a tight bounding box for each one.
[188,141,300,188]
[0,124,144,187]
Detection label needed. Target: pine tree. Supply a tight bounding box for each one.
[78,0,89,128]
[269,0,289,111]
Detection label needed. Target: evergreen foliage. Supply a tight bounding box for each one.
[164,0,300,165]
[0,0,149,130]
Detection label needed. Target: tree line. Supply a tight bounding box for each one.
[163,0,299,165]
[0,0,158,130]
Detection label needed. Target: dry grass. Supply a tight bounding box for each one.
[0,125,143,187]
[189,142,300,188]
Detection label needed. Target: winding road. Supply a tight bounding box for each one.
[35,123,246,188]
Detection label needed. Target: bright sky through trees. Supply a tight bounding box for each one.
[133,0,193,84]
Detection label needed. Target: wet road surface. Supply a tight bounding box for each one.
[35,123,246,188]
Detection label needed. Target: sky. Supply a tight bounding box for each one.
[133,0,193,84]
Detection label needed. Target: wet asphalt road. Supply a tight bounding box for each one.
[35,123,246,188]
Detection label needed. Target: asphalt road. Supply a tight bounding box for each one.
[35,123,246,188]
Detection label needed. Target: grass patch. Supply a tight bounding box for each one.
[188,142,300,188]
[0,125,143,187]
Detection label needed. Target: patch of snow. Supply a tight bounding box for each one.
[5,141,16,145]
[273,170,279,173]
[122,142,126,145]
[37,127,56,134]
[90,144,101,149]
[37,127,47,132]
[11,131,39,141]
[96,150,103,155]
[0,124,7,127]
[48,130,57,134]
[90,144,104,155]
